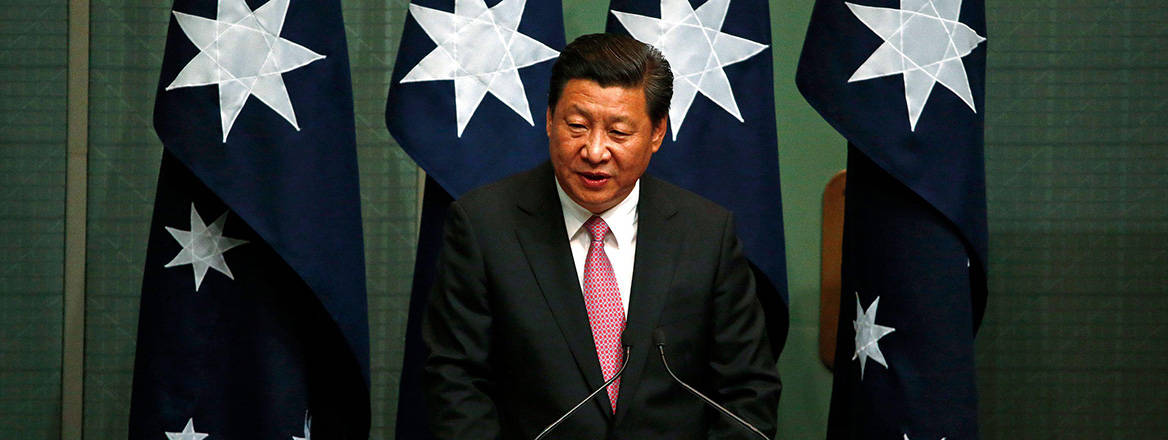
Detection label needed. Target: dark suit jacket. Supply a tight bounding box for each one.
[422,162,780,439]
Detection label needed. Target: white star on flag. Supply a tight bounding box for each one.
[166,0,326,141]
[292,411,311,440]
[853,293,895,378]
[846,0,985,131]
[612,0,768,140]
[165,418,210,440]
[400,0,560,137]
[165,203,249,291]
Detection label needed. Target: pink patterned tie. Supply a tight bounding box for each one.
[582,216,625,413]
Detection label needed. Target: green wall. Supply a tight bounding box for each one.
[0,1,68,437]
[974,1,1168,437]
[769,3,844,439]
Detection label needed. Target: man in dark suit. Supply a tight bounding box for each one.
[422,33,780,439]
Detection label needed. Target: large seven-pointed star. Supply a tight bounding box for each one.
[401,0,559,137]
[167,0,325,142]
[853,293,896,379]
[165,203,248,292]
[846,0,985,131]
[612,0,768,140]
[165,418,209,440]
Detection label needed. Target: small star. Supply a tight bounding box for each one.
[165,203,248,291]
[853,293,895,378]
[400,0,559,136]
[167,0,327,141]
[846,0,985,131]
[292,411,311,440]
[612,0,768,140]
[166,418,210,440]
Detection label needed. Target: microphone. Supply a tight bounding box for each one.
[533,335,632,440]
[652,329,769,440]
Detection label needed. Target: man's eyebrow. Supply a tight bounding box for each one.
[570,104,592,119]
[565,104,634,125]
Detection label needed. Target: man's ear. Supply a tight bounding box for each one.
[650,117,667,153]
[545,108,553,139]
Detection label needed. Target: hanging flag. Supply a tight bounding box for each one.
[796,0,988,438]
[384,1,565,438]
[606,0,789,349]
[129,0,369,438]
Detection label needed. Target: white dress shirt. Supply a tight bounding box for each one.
[555,180,639,317]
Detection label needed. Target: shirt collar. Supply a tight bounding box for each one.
[555,178,640,249]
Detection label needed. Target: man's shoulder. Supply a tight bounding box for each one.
[454,162,553,214]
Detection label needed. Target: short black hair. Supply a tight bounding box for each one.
[548,33,673,124]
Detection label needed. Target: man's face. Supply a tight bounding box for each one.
[547,79,667,214]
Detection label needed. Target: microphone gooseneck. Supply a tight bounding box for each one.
[654,329,769,440]
[533,343,632,440]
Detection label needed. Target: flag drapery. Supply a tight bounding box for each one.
[606,0,789,350]
[129,0,370,438]
[385,1,566,438]
[796,0,988,438]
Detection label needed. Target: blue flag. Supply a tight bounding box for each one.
[129,0,369,438]
[606,0,789,349]
[384,1,565,438]
[386,0,565,198]
[796,0,988,438]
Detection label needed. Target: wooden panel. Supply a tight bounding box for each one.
[819,170,846,370]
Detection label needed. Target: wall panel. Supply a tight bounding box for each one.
[0,0,69,438]
[976,1,1168,437]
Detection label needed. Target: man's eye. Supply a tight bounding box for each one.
[609,130,629,137]
[568,123,586,130]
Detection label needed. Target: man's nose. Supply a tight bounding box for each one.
[581,130,610,164]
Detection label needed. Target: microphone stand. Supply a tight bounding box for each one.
[654,330,769,440]
[533,345,631,440]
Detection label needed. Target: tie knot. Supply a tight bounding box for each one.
[584,216,609,243]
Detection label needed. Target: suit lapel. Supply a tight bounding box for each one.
[613,176,680,425]
[513,164,614,417]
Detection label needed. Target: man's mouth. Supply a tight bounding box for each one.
[577,171,611,187]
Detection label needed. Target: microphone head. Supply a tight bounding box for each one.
[652,329,666,347]
[621,331,633,349]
